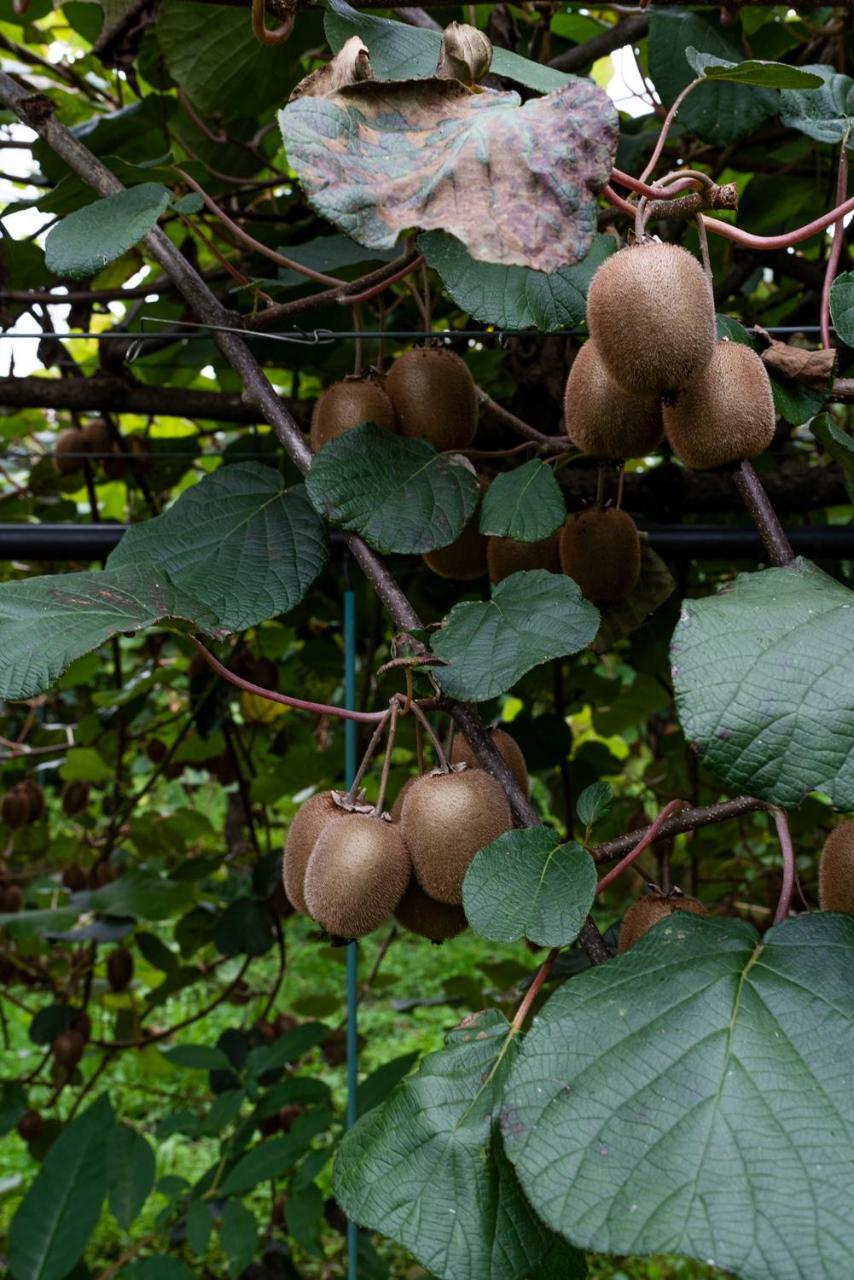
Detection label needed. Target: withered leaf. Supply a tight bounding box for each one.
[755,326,837,387]
[279,76,618,272]
[290,36,374,102]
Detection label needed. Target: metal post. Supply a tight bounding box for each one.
[343,561,359,1280]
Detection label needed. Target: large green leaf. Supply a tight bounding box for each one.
[686,49,823,89]
[7,1095,113,1280]
[0,566,218,700]
[334,1008,587,1280]
[220,1108,333,1195]
[325,0,572,94]
[90,868,195,921]
[671,559,854,807]
[649,11,777,144]
[479,461,565,542]
[463,829,596,947]
[419,231,616,330]
[156,0,289,116]
[505,913,854,1280]
[432,570,599,702]
[108,465,328,631]
[107,1124,155,1231]
[44,183,170,280]
[779,66,854,148]
[305,423,479,555]
[830,272,854,347]
[280,77,617,272]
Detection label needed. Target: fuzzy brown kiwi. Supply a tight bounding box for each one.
[449,727,529,795]
[390,776,417,822]
[394,877,467,941]
[487,532,561,585]
[618,888,708,953]
[559,507,641,603]
[400,768,512,905]
[586,242,716,397]
[282,791,349,914]
[1,788,30,828]
[52,1028,85,1070]
[423,475,489,580]
[22,781,45,823]
[663,340,775,470]
[53,427,89,476]
[62,780,90,817]
[16,1109,43,1142]
[83,417,114,458]
[818,820,854,912]
[303,813,411,938]
[1,884,22,913]
[107,947,134,992]
[563,339,664,458]
[310,377,398,452]
[62,865,87,892]
[385,347,478,451]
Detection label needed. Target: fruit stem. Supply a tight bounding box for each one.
[596,799,685,894]
[732,461,795,567]
[408,700,450,771]
[190,638,390,724]
[373,701,398,815]
[820,139,849,351]
[510,947,559,1034]
[770,806,796,926]
[637,77,704,186]
[344,706,394,805]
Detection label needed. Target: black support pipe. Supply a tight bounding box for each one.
[1,524,853,562]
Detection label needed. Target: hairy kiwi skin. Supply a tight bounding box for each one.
[663,340,775,470]
[391,776,417,822]
[1,788,30,828]
[559,508,641,603]
[819,821,854,912]
[449,727,529,795]
[586,242,716,397]
[564,340,663,459]
[386,348,478,451]
[618,890,707,953]
[310,379,397,452]
[53,427,89,476]
[83,417,114,457]
[487,532,560,585]
[304,814,411,938]
[395,878,467,941]
[282,792,348,914]
[400,768,513,905]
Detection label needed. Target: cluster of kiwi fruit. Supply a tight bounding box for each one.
[567,239,774,472]
[54,418,151,480]
[310,345,478,454]
[61,858,118,892]
[281,726,527,942]
[1,780,44,829]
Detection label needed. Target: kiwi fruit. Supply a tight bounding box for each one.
[69,1010,92,1043]
[559,507,641,603]
[107,947,133,992]
[1,788,29,828]
[52,1028,85,1070]
[819,821,854,912]
[449,727,529,795]
[1,884,22,913]
[423,474,489,580]
[663,340,775,470]
[394,877,467,941]
[390,776,417,822]
[62,865,88,892]
[83,417,114,458]
[282,791,349,914]
[487,532,561,585]
[303,813,411,938]
[618,888,708,953]
[62,780,90,817]
[16,1109,43,1142]
[146,739,168,765]
[385,347,478,451]
[586,242,716,397]
[22,781,45,823]
[53,427,89,476]
[310,377,398,452]
[400,768,512,905]
[563,340,663,459]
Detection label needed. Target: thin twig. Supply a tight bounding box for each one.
[819,140,849,350]
[732,461,796,567]
[770,807,796,926]
[596,799,685,894]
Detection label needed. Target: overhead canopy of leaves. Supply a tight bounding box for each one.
[505,913,854,1280]
[672,559,854,807]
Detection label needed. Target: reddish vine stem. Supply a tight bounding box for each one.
[596,799,686,894]
[511,947,559,1034]
[732,461,796,567]
[820,141,849,351]
[637,79,703,185]
[190,637,389,723]
[245,249,423,328]
[771,807,796,926]
[592,795,767,864]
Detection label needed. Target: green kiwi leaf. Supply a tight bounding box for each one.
[479,461,565,542]
[505,913,854,1280]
